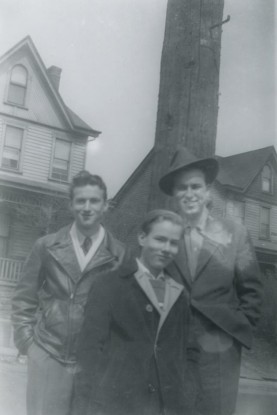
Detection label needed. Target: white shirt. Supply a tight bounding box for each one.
[70,223,105,272]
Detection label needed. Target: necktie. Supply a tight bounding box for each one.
[82,237,92,255]
[185,227,201,278]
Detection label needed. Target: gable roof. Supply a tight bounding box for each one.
[0,36,100,138]
[112,148,154,202]
[217,146,277,192]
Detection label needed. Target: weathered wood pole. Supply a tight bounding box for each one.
[149,0,225,209]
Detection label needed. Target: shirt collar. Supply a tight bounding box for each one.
[184,206,209,232]
[136,258,166,281]
[71,222,104,246]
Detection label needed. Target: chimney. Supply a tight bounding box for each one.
[47,66,62,90]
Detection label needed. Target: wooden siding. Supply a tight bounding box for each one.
[211,184,226,218]
[270,206,277,243]
[0,120,86,189]
[0,55,65,129]
[70,141,86,177]
[23,124,53,181]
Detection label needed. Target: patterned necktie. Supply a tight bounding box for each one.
[82,237,92,255]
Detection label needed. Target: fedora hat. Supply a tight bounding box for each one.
[159,147,219,195]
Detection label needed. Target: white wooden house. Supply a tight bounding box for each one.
[0,36,100,349]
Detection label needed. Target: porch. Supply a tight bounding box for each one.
[0,258,24,285]
[0,258,24,351]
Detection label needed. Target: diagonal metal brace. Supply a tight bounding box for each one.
[210,15,231,30]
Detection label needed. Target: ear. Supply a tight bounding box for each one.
[138,232,146,247]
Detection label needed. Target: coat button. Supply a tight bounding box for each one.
[148,383,156,393]
[146,304,153,312]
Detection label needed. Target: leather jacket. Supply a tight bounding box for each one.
[12,225,125,364]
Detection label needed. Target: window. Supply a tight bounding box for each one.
[7,65,28,106]
[261,165,272,193]
[259,207,270,239]
[1,126,24,170]
[51,138,71,181]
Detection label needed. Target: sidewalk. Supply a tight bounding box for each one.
[1,336,277,415]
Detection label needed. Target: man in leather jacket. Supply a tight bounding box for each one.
[12,170,125,415]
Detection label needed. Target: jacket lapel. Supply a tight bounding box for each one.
[134,271,161,314]
[157,278,184,334]
[172,238,192,285]
[47,227,82,283]
[194,235,219,280]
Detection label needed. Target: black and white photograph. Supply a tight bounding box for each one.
[0,1,276,414]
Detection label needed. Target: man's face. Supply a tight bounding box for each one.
[172,169,210,220]
[70,184,108,234]
[138,220,183,276]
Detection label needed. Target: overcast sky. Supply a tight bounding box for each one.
[0,0,275,196]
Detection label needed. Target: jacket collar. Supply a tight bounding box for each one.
[133,262,184,334]
[46,224,122,282]
[173,215,229,283]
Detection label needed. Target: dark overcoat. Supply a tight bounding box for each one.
[73,260,199,415]
[167,215,263,415]
[167,216,263,348]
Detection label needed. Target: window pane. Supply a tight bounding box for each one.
[8,84,26,106]
[2,148,20,169]
[53,158,68,170]
[262,165,271,179]
[260,207,270,224]
[11,65,27,86]
[54,140,71,160]
[262,179,270,192]
[5,126,23,149]
[260,224,269,239]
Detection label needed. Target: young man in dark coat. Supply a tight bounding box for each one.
[159,147,263,415]
[12,171,125,415]
[72,210,199,415]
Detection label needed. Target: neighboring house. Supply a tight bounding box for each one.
[0,36,100,350]
[106,145,277,338]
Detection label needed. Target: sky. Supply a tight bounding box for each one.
[0,0,275,196]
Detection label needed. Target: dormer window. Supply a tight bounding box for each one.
[7,65,28,106]
[261,165,272,193]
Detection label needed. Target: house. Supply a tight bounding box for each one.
[0,36,100,350]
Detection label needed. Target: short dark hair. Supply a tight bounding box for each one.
[140,209,184,235]
[69,170,107,201]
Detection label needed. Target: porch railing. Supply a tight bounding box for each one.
[0,258,24,284]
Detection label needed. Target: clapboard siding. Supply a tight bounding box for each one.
[244,201,260,241]
[23,125,53,181]
[270,206,277,243]
[211,184,226,218]
[70,141,86,176]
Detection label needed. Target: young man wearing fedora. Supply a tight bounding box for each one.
[159,147,263,415]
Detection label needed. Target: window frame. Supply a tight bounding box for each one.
[49,136,72,183]
[259,206,271,240]
[261,164,273,194]
[0,123,26,173]
[5,64,29,109]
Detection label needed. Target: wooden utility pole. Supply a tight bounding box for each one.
[149,0,226,208]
